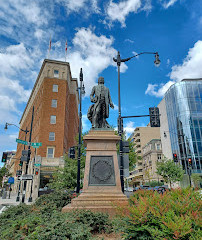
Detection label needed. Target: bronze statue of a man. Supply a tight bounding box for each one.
[87,77,114,128]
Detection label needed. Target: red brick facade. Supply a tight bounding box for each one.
[14,60,79,173]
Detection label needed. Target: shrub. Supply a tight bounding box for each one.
[66,210,113,234]
[34,190,72,211]
[117,188,202,240]
[0,194,113,240]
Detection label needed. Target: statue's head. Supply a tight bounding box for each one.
[98,77,104,85]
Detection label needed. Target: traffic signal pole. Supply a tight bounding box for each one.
[76,68,85,194]
[28,148,37,202]
[22,106,34,203]
[16,127,29,202]
[113,51,160,193]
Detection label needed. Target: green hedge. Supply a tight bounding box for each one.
[116,188,202,240]
[0,191,112,240]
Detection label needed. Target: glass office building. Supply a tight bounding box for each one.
[165,79,202,174]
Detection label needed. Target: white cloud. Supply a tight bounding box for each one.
[0,43,35,124]
[0,43,34,76]
[62,27,128,95]
[145,40,202,97]
[160,0,178,9]
[52,41,62,48]
[167,59,170,66]
[124,121,136,138]
[34,29,45,40]
[56,0,100,14]
[125,39,135,44]
[145,81,175,97]
[170,40,202,81]
[105,0,151,27]
[114,104,119,111]
[0,0,49,27]
[82,114,91,132]
[105,0,141,27]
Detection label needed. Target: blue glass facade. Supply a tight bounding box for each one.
[165,79,202,174]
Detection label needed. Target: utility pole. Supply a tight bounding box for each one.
[76,68,85,194]
[16,127,29,202]
[113,51,160,192]
[22,106,34,203]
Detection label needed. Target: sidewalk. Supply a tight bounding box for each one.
[0,192,33,206]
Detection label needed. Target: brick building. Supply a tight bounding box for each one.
[14,59,79,199]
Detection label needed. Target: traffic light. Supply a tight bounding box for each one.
[188,158,192,166]
[149,107,160,127]
[16,170,22,177]
[1,152,8,162]
[19,161,23,167]
[35,168,39,175]
[68,147,75,159]
[173,153,178,162]
[21,150,31,162]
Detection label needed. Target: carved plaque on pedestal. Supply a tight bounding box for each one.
[89,156,115,186]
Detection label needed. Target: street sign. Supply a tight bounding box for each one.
[8,177,14,184]
[35,156,42,164]
[34,163,41,167]
[31,142,42,147]
[18,175,33,181]
[16,138,28,145]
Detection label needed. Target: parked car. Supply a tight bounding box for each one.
[153,186,167,194]
[139,185,150,190]
[124,187,134,192]
[133,187,140,191]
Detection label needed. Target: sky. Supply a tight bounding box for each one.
[0,0,202,167]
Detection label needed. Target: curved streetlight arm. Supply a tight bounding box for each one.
[113,51,159,63]
[122,52,158,62]
[5,122,29,133]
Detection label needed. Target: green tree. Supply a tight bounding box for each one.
[191,173,201,188]
[127,137,139,171]
[0,166,11,187]
[156,158,184,188]
[48,133,86,191]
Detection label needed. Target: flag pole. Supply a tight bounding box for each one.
[65,40,67,62]
[48,36,51,59]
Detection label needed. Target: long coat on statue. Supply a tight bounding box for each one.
[87,84,113,127]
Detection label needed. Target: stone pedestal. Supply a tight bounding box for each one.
[62,130,128,215]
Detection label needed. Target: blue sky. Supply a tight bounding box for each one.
[0,0,202,167]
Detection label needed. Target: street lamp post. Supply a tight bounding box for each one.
[76,68,85,194]
[22,106,34,203]
[113,51,160,192]
[4,123,29,202]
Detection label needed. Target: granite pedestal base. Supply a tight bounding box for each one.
[62,130,128,216]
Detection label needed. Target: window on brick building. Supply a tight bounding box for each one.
[49,132,55,141]
[47,147,55,158]
[53,84,58,92]
[156,144,161,150]
[54,70,59,78]
[50,115,56,124]
[51,99,57,108]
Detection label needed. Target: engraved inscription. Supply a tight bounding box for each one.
[89,156,115,186]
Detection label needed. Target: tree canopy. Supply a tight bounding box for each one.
[156,157,184,188]
[48,133,86,191]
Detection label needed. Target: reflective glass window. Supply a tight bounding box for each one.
[192,84,200,98]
